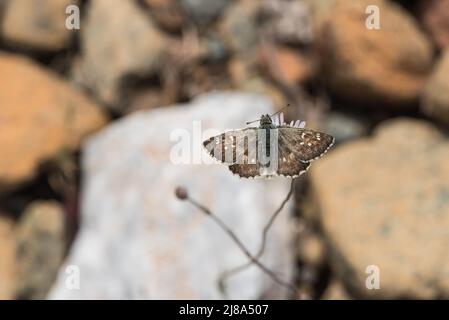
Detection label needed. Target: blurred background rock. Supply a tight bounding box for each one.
[0,0,448,299]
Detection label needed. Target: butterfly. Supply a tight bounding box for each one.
[203,110,335,178]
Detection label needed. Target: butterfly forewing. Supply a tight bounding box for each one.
[278,128,334,163]
[203,129,258,164]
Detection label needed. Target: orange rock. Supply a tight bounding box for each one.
[311,119,449,298]
[269,46,311,86]
[0,52,108,191]
[319,0,433,106]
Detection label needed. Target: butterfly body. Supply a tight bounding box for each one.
[203,113,334,178]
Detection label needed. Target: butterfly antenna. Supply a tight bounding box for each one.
[246,104,291,125]
[246,119,260,125]
[269,103,291,118]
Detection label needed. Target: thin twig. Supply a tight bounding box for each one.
[218,179,296,292]
[175,187,296,295]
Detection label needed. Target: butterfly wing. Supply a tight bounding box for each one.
[278,128,334,163]
[226,127,312,178]
[228,164,261,178]
[203,128,258,164]
[229,147,311,178]
[275,157,311,178]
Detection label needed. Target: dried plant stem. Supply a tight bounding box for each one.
[217,179,296,292]
[185,196,296,295]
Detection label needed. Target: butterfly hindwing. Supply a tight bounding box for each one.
[228,164,261,178]
[276,153,312,177]
[229,154,311,178]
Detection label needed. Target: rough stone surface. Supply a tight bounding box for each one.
[420,0,449,49]
[0,53,107,192]
[15,201,65,299]
[76,0,166,108]
[311,118,449,298]
[319,0,433,106]
[0,215,16,300]
[49,92,295,299]
[1,0,79,51]
[422,50,449,127]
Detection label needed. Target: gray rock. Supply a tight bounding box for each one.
[15,201,66,300]
[75,0,166,109]
[322,111,368,144]
[180,0,230,25]
[319,0,433,106]
[49,92,295,299]
[220,0,260,54]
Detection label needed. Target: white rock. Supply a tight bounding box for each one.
[49,92,295,299]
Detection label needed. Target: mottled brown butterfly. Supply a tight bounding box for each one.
[203,110,334,178]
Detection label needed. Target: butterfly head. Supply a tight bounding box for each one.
[259,114,274,128]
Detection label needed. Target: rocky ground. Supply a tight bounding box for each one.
[1,0,449,299]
